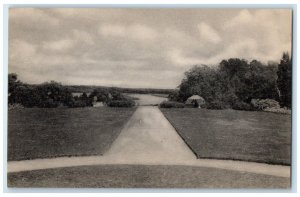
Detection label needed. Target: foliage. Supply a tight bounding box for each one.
[8,73,21,94]
[67,85,174,95]
[35,81,74,108]
[72,99,91,108]
[8,75,137,108]
[8,52,291,110]
[72,92,93,107]
[174,54,286,110]
[168,90,180,101]
[8,76,74,108]
[277,52,292,108]
[251,99,280,111]
[263,107,291,114]
[89,88,136,107]
[89,89,111,103]
[8,103,24,110]
[107,99,135,107]
[159,101,185,108]
[231,101,253,111]
[203,100,229,110]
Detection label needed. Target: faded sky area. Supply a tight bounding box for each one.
[9,8,292,88]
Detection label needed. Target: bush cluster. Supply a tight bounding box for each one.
[171,53,291,111]
[8,75,136,108]
[232,101,254,111]
[251,99,280,111]
[8,80,74,108]
[107,99,135,107]
[89,88,136,108]
[159,101,185,108]
[263,107,291,114]
[203,100,229,110]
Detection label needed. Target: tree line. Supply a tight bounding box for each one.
[8,76,135,108]
[169,52,292,110]
[66,85,174,95]
[8,52,292,110]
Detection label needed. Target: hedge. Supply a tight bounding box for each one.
[159,101,185,108]
[107,100,135,107]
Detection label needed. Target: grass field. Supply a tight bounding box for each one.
[160,108,291,165]
[7,164,290,188]
[8,107,136,161]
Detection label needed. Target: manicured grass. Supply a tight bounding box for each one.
[160,108,291,165]
[8,107,136,161]
[7,164,290,188]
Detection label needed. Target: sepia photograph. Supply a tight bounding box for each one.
[6,7,292,189]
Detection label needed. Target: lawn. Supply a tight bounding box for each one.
[8,107,136,161]
[160,108,291,165]
[7,164,289,188]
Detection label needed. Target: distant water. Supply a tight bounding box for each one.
[126,94,168,106]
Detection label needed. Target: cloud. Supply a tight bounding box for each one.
[98,24,158,41]
[225,9,252,28]
[10,8,60,27]
[9,8,292,88]
[42,39,74,52]
[221,9,292,62]
[166,48,203,66]
[198,22,222,44]
[72,30,94,45]
[9,39,37,69]
[204,38,259,64]
[99,24,126,37]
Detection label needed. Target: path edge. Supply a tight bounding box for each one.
[158,107,199,158]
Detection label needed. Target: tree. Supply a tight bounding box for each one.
[8,73,19,93]
[175,57,282,110]
[178,65,215,102]
[8,73,27,104]
[177,65,232,109]
[89,89,110,103]
[35,81,73,107]
[238,60,278,102]
[277,52,292,108]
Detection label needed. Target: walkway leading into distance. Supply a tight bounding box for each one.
[8,106,290,179]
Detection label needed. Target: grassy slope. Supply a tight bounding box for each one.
[8,107,136,161]
[160,108,291,165]
[7,164,289,188]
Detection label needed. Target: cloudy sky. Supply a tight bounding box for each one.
[9,8,292,88]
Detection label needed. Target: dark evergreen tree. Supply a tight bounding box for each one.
[277,52,292,108]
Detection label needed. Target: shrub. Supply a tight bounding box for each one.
[263,107,291,114]
[204,100,229,110]
[71,100,90,108]
[41,98,60,108]
[8,103,24,110]
[159,101,184,108]
[232,101,254,111]
[251,99,280,111]
[107,99,135,107]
